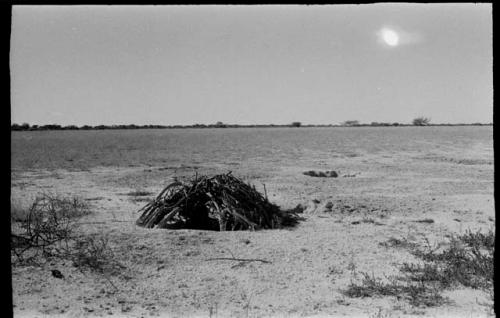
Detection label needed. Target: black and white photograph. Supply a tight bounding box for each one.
[10,4,493,317]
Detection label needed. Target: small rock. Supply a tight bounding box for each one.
[51,270,64,279]
[121,305,132,313]
[327,171,338,177]
[324,201,333,211]
[185,250,200,257]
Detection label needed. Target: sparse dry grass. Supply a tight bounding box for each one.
[379,237,418,249]
[409,229,494,290]
[343,272,447,308]
[11,194,123,276]
[72,233,125,275]
[343,229,494,308]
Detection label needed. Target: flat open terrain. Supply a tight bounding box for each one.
[11,126,494,317]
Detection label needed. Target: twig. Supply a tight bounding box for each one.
[102,273,119,291]
[205,257,271,264]
[225,248,236,259]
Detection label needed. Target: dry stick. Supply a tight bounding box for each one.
[142,192,184,227]
[226,208,259,230]
[79,220,129,224]
[155,182,183,201]
[208,196,226,231]
[145,202,180,228]
[101,274,119,292]
[136,202,158,225]
[155,207,181,228]
[205,257,271,264]
[138,203,159,227]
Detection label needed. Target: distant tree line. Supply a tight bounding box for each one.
[11,120,492,131]
[11,123,168,131]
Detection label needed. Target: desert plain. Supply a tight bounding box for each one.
[10,126,494,318]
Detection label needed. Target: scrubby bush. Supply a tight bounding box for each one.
[24,194,88,247]
[343,272,446,308]
[343,229,494,309]
[11,194,89,260]
[11,194,124,277]
[72,234,125,274]
[413,117,431,126]
[409,229,494,290]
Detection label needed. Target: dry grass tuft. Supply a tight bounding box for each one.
[344,229,494,308]
[343,272,446,308]
[72,233,125,275]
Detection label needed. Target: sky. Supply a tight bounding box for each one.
[10,4,492,126]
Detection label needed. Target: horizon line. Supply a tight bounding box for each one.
[10,122,493,130]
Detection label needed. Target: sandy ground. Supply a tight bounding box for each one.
[11,149,494,318]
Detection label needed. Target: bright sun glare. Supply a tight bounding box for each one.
[382,28,399,47]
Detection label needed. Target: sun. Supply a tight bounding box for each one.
[381,28,399,47]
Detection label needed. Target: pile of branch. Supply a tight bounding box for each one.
[136,172,299,231]
[303,170,338,178]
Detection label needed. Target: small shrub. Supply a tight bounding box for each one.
[459,229,495,250]
[343,229,494,309]
[404,284,446,308]
[11,193,90,261]
[71,234,124,274]
[400,262,453,288]
[24,194,89,244]
[413,117,431,126]
[409,229,494,290]
[343,272,447,308]
[343,272,400,298]
[12,195,125,285]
